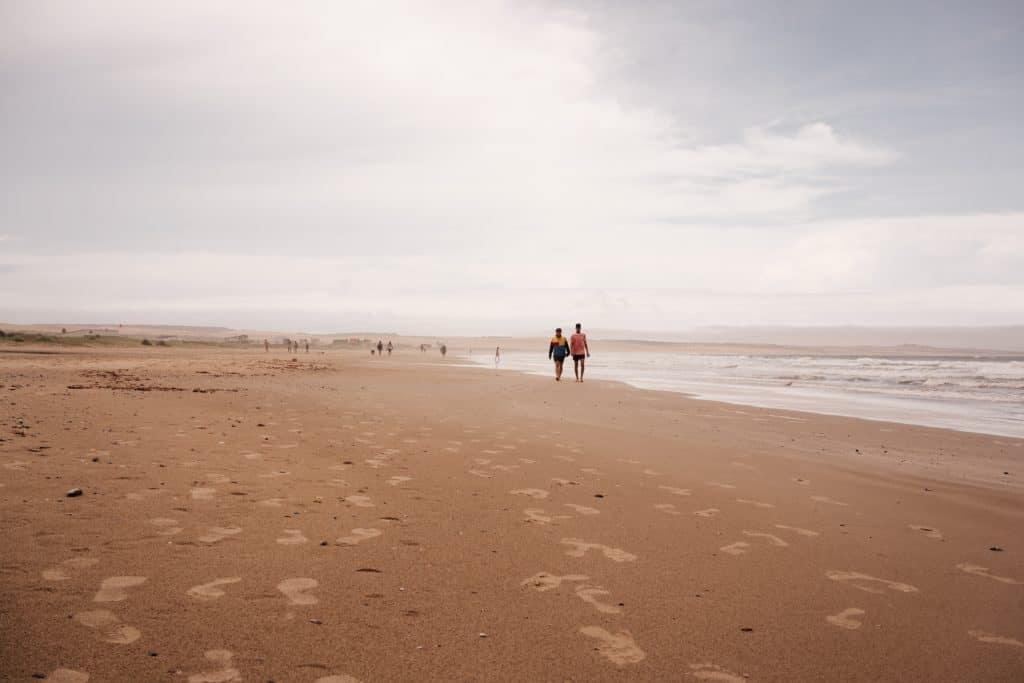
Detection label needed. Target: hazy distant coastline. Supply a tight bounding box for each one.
[2,322,1022,356]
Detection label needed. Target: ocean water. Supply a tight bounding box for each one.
[465,351,1024,438]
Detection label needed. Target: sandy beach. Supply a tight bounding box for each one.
[1,344,1022,682]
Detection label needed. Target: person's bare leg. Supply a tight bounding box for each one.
[579,358,585,382]
[555,360,563,381]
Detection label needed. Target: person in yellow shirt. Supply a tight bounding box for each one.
[548,327,570,381]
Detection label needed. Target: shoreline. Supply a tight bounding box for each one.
[461,351,1024,442]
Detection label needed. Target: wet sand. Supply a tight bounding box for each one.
[1,345,1022,681]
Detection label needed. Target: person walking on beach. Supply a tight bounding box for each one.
[570,322,590,382]
[387,341,394,356]
[549,327,570,381]
[377,340,384,357]
[495,346,501,368]
[264,339,269,352]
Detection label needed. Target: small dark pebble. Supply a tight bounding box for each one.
[32,675,46,680]
[990,546,1004,552]
[356,567,382,573]
[594,494,604,498]
[924,488,933,492]
[309,619,322,625]
[91,457,99,462]
[66,488,83,497]
[148,651,158,657]
[343,460,353,465]
[740,627,753,632]
[320,541,328,546]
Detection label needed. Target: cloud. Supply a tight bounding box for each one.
[1,1,1019,332]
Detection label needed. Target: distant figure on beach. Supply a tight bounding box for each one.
[305,340,309,352]
[387,341,393,356]
[440,344,447,357]
[264,339,269,352]
[371,348,375,356]
[377,340,384,357]
[570,323,590,382]
[549,327,570,381]
[495,346,501,368]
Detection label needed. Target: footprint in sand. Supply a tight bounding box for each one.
[511,488,550,499]
[239,451,261,460]
[42,557,99,581]
[811,495,848,506]
[653,503,681,515]
[344,495,374,507]
[967,630,1023,647]
[707,482,736,490]
[775,524,820,537]
[49,670,90,683]
[658,486,691,496]
[93,576,147,602]
[468,469,494,478]
[909,525,943,540]
[151,518,183,536]
[277,578,318,605]
[524,508,571,524]
[743,531,788,547]
[198,527,242,544]
[688,663,746,681]
[720,542,750,556]
[187,577,242,601]
[387,476,412,486]
[74,609,141,644]
[337,528,383,546]
[562,538,637,563]
[825,570,918,594]
[259,498,285,507]
[579,627,645,665]
[736,498,775,509]
[694,508,720,518]
[575,585,622,614]
[826,607,865,630]
[521,572,589,592]
[565,503,600,515]
[191,487,217,500]
[956,563,1021,585]
[188,649,241,683]
[277,529,308,545]
[793,477,811,486]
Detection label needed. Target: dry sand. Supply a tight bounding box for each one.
[1,344,1022,681]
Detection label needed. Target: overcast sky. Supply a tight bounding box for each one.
[2,1,1022,335]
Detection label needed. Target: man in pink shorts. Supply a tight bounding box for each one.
[569,322,590,383]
